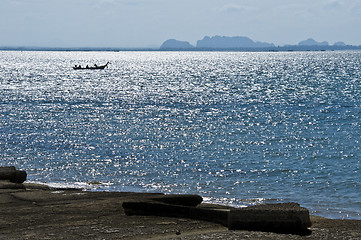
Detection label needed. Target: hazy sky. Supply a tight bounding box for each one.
[1,0,361,48]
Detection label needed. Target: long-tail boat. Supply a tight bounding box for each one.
[73,62,110,70]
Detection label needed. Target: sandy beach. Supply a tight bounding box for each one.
[1,181,361,240]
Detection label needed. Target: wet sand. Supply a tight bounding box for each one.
[1,182,361,240]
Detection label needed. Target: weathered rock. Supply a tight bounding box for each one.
[190,206,229,226]
[123,200,312,235]
[0,166,27,183]
[123,201,191,218]
[1,187,361,240]
[149,194,203,206]
[122,200,230,226]
[228,203,311,234]
[0,180,25,189]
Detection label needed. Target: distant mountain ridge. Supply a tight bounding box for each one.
[160,35,274,50]
[160,36,353,50]
[196,36,274,49]
[298,38,329,46]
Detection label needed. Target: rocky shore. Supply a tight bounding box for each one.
[1,167,361,239]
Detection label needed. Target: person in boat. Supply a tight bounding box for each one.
[94,64,98,67]
[86,65,89,69]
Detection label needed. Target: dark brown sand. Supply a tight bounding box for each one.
[1,182,361,240]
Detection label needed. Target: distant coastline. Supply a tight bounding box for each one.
[158,45,361,52]
[1,36,361,52]
[2,46,361,52]
[159,36,361,52]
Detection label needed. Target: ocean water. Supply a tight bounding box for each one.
[1,50,360,220]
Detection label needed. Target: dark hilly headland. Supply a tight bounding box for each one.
[160,36,361,51]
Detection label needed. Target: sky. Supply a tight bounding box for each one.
[1,0,361,48]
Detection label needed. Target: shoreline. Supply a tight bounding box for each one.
[26,180,361,221]
[1,181,361,239]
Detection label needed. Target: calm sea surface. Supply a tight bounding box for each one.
[1,50,360,219]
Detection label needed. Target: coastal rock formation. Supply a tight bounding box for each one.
[123,196,312,234]
[1,177,360,239]
[0,166,27,183]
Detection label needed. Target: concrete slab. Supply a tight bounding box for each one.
[228,203,311,234]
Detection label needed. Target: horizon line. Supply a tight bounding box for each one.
[1,45,361,52]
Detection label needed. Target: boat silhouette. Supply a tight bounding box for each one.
[73,62,110,70]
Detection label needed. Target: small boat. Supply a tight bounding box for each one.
[73,62,110,70]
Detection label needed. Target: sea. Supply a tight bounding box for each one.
[1,50,360,220]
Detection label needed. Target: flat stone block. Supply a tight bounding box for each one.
[190,207,230,226]
[122,200,230,227]
[149,194,203,206]
[0,166,27,183]
[123,201,191,218]
[0,180,25,189]
[228,203,311,233]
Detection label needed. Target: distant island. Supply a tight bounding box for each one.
[160,36,274,50]
[160,36,360,51]
[160,39,195,49]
